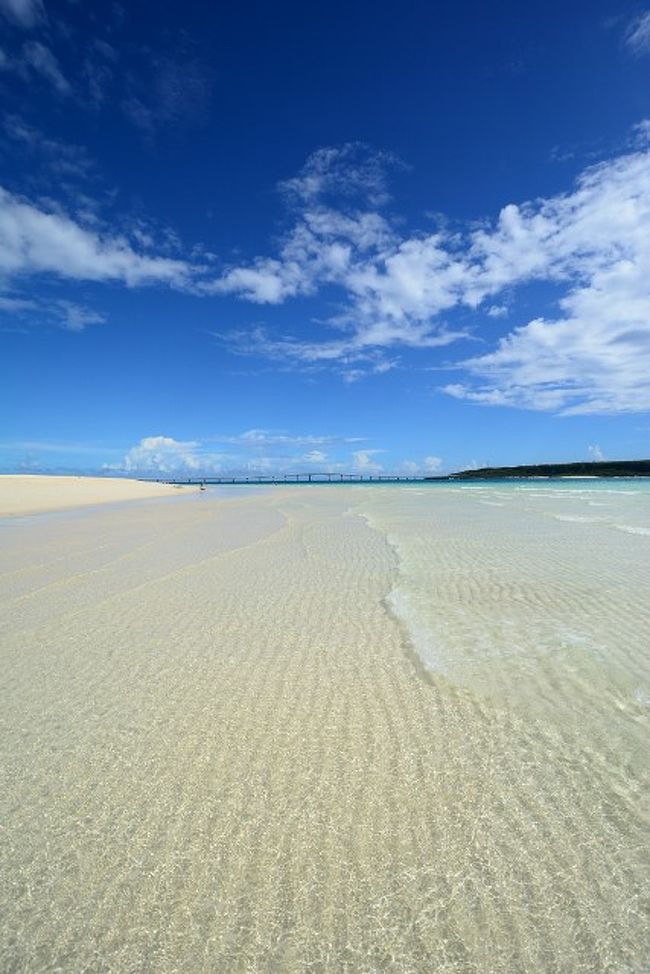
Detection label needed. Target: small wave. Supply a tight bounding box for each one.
[386,585,443,673]
[551,514,604,524]
[614,524,650,536]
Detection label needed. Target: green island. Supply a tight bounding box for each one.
[429,459,650,480]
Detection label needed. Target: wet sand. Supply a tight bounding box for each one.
[0,487,647,973]
[0,475,197,517]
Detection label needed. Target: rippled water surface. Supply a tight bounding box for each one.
[1,483,648,973]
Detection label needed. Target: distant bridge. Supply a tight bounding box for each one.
[148,473,441,487]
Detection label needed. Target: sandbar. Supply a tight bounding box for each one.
[0,474,197,516]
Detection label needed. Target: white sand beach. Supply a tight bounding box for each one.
[0,475,197,517]
[1,483,648,973]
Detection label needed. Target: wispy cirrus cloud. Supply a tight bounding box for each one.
[120,45,214,141]
[22,40,70,93]
[220,429,364,448]
[0,293,37,312]
[279,142,401,207]
[0,40,71,93]
[625,10,650,55]
[217,324,462,375]
[0,0,44,28]
[3,115,94,179]
[0,288,104,332]
[55,301,105,332]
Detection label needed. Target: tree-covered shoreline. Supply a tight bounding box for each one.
[428,460,650,480]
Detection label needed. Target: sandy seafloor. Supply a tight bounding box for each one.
[0,482,648,973]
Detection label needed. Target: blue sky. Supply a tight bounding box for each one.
[1,0,649,476]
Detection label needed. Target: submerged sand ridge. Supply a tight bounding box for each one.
[0,474,198,516]
[0,486,648,973]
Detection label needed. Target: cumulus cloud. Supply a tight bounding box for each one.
[352,449,384,472]
[400,455,443,474]
[214,140,650,412]
[625,10,650,55]
[112,436,212,475]
[213,258,314,304]
[445,149,650,414]
[588,444,605,461]
[110,430,372,476]
[0,0,44,27]
[0,186,191,286]
[3,128,648,412]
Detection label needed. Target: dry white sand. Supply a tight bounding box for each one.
[0,474,197,516]
[0,487,647,973]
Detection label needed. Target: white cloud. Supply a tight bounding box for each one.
[445,150,650,413]
[626,10,650,55]
[279,143,399,207]
[56,301,105,332]
[3,131,647,412]
[110,431,370,476]
[588,444,605,461]
[400,455,443,474]
[0,186,191,286]
[211,138,650,408]
[210,137,650,411]
[213,258,313,304]
[632,119,650,147]
[447,153,650,415]
[303,449,327,464]
[232,429,340,448]
[0,0,44,27]
[113,436,214,475]
[0,288,105,332]
[214,208,472,365]
[352,449,383,472]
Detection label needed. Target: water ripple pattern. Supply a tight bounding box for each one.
[0,483,648,973]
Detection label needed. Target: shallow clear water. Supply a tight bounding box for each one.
[352,480,650,971]
[1,483,648,972]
